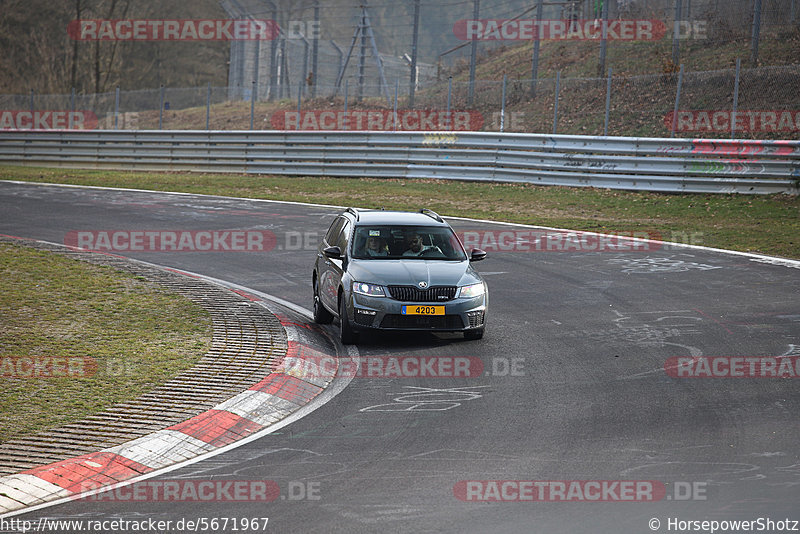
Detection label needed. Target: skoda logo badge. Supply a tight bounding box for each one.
[418,281,428,289]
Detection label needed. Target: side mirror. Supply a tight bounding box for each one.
[323,246,342,259]
[470,249,487,262]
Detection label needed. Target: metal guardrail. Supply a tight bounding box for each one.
[0,130,797,194]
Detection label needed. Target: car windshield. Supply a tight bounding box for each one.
[351,225,467,261]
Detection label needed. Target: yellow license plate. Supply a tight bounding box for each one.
[402,305,444,316]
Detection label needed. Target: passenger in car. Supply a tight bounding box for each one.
[365,235,389,257]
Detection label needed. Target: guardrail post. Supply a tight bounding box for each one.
[250,80,256,130]
[500,74,507,132]
[604,67,612,136]
[114,85,120,130]
[670,64,684,138]
[731,58,741,140]
[206,82,211,131]
[553,71,561,135]
[159,84,164,130]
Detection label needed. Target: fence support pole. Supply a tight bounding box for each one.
[206,83,211,131]
[69,87,76,129]
[670,64,684,138]
[447,76,452,115]
[530,0,544,96]
[343,80,349,131]
[312,0,320,98]
[114,86,120,130]
[468,0,479,106]
[553,71,561,135]
[409,0,421,108]
[159,84,164,130]
[598,0,609,76]
[751,0,763,67]
[672,0,683,66]
[394,79,399,131]
[500,74,507,132]
[604,67,612,136]
[297,80,302,131]
[250,80,256,130]
[731,58,741,140]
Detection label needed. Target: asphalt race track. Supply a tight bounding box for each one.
[1,181,798,533]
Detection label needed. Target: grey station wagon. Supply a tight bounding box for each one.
[312,208,488,344]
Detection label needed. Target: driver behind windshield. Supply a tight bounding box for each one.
[403,233,440,256]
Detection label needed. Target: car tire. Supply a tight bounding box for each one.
[312,278,334,324]
[464,328,484,340]
[338,294,359,345]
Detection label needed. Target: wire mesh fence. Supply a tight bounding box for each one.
[1,64,798,140]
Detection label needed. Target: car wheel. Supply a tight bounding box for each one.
[464,328,484,340]
[312,278,333,324]
[338,294,359,345]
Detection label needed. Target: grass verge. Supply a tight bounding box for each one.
[2,165,798,259]
[0,241,212,443]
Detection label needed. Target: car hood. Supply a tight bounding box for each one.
[348,259,483,288]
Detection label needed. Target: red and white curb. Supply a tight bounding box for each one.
[0,264,346,517]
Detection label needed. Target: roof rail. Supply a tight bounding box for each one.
[346,207,360,221]
[419,208,443,222]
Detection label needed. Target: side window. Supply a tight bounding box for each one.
[324,217,345,246]
[336,221,352,254]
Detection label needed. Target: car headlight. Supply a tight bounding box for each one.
[458,282,485,298]
[353,281,386,297]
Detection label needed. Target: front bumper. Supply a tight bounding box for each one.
[349,292,487,332]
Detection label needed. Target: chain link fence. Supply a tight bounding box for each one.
[1,64,798,139]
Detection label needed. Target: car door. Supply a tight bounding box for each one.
[324,219,351,312]
[319,217,349,311]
